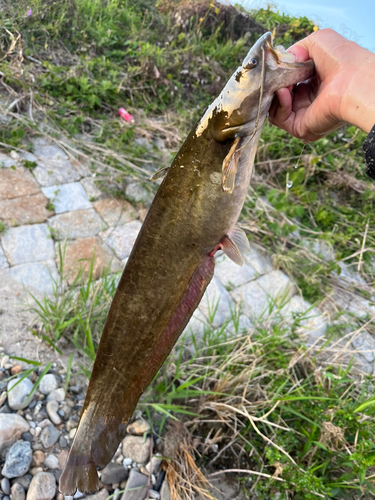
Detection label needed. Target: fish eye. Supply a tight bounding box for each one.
[244,58,258,70]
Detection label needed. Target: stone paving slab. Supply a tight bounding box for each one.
[33,159,82,187]
[103,220,143,260]
[6,259,59,295]
[1,224,55,266]
[214,253,258,289]
[231,280,270,321]
[0,152,16,168]
[243,245,273,275]
[48,208,107,240]
[0,244,9,269]
[31,137,68,160]
[42,182,92,213]
[256,270,295,301]
[94,198,138,227]
[81,177,102,200]
[0,193,53,226]
[0,168,40,201]
[352,330,375,364]
[57,236,122,283]
[186,309,210,338]
[279,295,327,344]
[198,276,235,328]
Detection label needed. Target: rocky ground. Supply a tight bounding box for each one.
[0,138,374,499]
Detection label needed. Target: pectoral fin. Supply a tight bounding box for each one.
[150,166,170,181]
[222,137,241,194]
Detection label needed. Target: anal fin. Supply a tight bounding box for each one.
[218,227,250,267]
[228,227,250,255]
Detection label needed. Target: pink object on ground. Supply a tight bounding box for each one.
[119,108,135,123]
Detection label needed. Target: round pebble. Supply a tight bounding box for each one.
[7,378,34,410]
[40,424,60,449]
[10,482,25,500]
[46,401,62,425]
[27,472,56,500]
[1,440,32,478]
[44,454,59,470]
[39,374,58,396]
[31,450,45,467]
[1,477,10,495]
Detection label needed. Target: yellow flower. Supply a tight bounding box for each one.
[313,25,319,32]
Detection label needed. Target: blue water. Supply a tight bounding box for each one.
[229,0,375,52]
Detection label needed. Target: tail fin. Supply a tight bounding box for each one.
[59,404,127,495]
[59,455,99,496]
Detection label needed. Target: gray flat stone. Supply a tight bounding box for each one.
[31,137,68,160]
[352,331,375,363]
[19,151,37,162]
[41,183,92,214]
[80,177,102,200]
[232,271,295,323]
[231,280,270,321]
[126,181,153,207]
[121,469,148,500]
[214,253,258,289]
[198,276,235,328]
[185,309,210,338]
[224,314,253,336]
[0,153,16,168]
[48,209,107,240]
[103,220,142,260]
[7,260,58,294]
[256,270,295,301]
[301,239,335,261]
[279,295,327,344]
[0,244,9,269]
[2,224,54,265]
[33,159,81,187]
[243,245,273,276]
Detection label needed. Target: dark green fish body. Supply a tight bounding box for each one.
[60,33,314,495]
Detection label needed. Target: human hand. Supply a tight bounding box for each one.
[269,28,375,141]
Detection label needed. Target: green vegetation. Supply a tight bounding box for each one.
[2,0,375,498]
[142,319,375,499]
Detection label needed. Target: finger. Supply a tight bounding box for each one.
[269,88,292,127]
[291,82,316,113]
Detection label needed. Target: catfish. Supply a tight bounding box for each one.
[60,32,314,495]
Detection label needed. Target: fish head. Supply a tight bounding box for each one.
[206,31,314,141]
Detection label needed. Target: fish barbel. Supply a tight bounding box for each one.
[60,32,314,495]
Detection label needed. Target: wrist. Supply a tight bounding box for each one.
[341,59,375,133]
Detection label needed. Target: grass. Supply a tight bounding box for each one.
[140,308,375,500]
[1,0,375,498]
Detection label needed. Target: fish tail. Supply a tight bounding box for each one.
[59,454,99,496]
[59,403,127,495]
